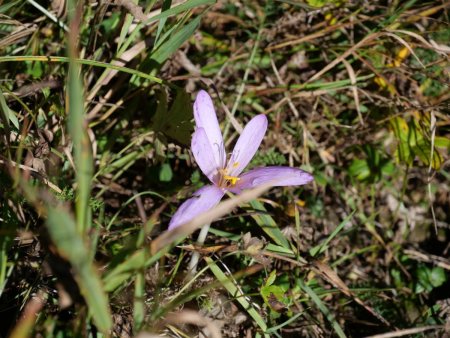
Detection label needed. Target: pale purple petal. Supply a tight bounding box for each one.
[233,166,313,192]
[168,185,226,230]
[191,128,220,183]
[193,90,226,168]
[226,114,268,177]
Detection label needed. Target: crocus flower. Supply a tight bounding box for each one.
[168,90,313,230]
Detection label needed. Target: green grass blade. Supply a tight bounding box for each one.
[309,210,355,257]
[46,206,112,332]
[0,56,167,86]
[133,269,145,331]
[67,60,93,234]
[118,0,214,55]
[0,233,16,298]
[0,0,20,14]
[266,311,304,333]
[117,1,138,53]
[103,249,145,292]
[103,248,167,292]
[145,0,214,25]
[205,257,269,337]
[154,0,172,45]
[249,200,291,249]
[299,280,347,338]
[25,0,69,31]
[150,14,181,53]
[150,14,201,65]
[0,87,18,129]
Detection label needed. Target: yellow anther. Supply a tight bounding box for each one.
[223,175,240,186]
[218,168,240,188]
[232,162,240,168]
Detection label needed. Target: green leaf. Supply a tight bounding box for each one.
[249,200,292,250]
[390,116,443,169]
[430,267,447,288]
[0,87,19,129]
[306,0,342,8]
[26,61,43,78]
[117,2,137,52]
[104,249,146,292]
[152,89,193,145]
[46,206,112,332]
[261,285,286,307]
[159,163,173,182]
[415,265,447,293]
[150,15,201,65]
[0,0,20,13]
[390,117,413,166]
[413,140,443,170]
[381,160,395,176]
[154,0,172,45]
[265,270,277,287]
[250,147,287,167]
[349,159,371,181]
[102,150,144,175]
[260,271,290,311]
[434,136,450,149]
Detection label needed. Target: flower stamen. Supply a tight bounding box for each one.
[218,168,240,188]
[223,174,240,186]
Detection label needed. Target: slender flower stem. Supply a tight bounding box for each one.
[187,223,210,277]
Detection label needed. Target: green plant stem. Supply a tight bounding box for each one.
[186,223,210,277]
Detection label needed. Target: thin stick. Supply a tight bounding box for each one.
[0,158,62,194]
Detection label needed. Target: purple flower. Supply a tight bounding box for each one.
[168,90,313,230]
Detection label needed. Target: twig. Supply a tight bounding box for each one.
[8,79,62,100]
[115,0,147,22]
[404,248,450,271]
[0,157,62,194]
[363,325,443,338]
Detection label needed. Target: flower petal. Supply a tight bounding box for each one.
[168,185,226,230]
[227,114,268,176]
[233,166,313,192]
[193,90,226,168]
[191,128,220,183]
